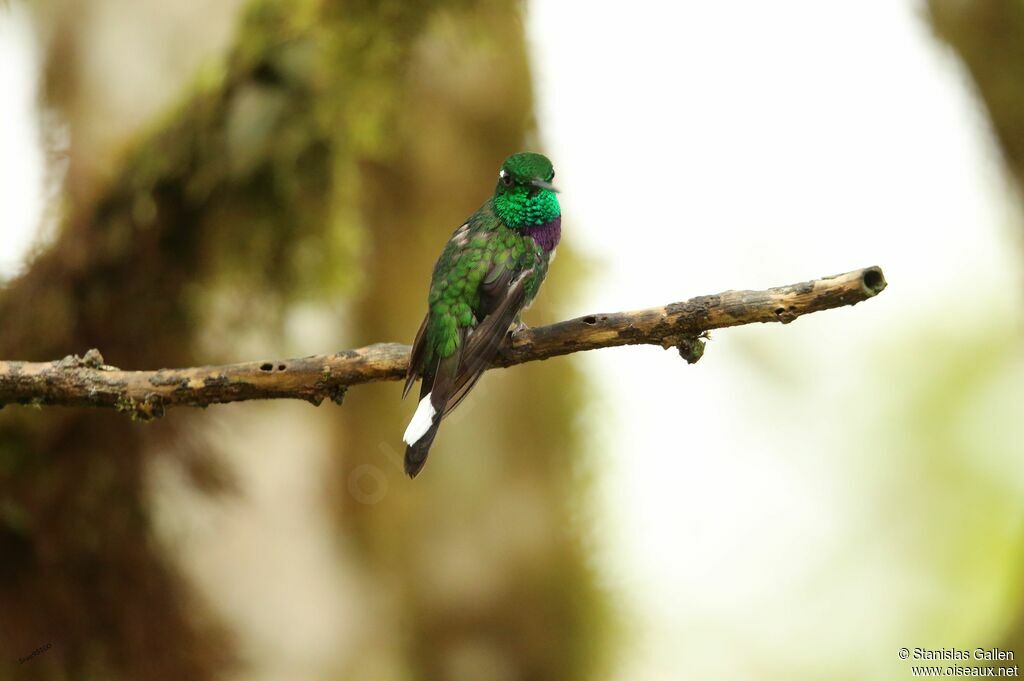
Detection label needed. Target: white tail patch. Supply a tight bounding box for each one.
[403,394,437,445]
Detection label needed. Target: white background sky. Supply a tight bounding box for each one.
[0,4,43,278]
[528,1,1023,679]
[3,2,1024,679]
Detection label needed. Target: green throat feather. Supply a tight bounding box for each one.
[492,188,560,229]
[492,151,560,229]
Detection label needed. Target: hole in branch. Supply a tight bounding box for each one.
[863,268,886,293]
[582,316,597,325]
[277,364,286,371]
[260,363,273,371]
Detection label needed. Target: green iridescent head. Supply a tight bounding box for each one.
[492,152,560,229]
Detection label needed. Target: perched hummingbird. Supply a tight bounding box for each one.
[402,152,561,477]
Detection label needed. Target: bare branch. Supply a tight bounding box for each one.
[0,266,886,419]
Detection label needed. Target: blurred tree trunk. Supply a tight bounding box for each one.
[327,6,607,680]
[0,2,351,677]
[929,0,1024,200]
[0,1,606,680]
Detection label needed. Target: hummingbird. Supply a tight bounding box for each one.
[402,152,561,477]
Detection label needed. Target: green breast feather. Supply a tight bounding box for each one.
[424,201,546,361]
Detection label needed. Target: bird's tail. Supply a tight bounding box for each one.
[402,330,466,478]
[404,422,441,478]
[403,393,442,478]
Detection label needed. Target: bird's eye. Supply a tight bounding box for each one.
[549,169,555,181]
[500,169,513,187]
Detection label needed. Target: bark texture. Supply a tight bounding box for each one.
[0,267,886,417]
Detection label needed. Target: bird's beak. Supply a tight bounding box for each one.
[530,178,560,193]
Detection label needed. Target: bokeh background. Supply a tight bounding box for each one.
[1,1,1023,680]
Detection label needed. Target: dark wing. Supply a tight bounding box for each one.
[441,266,533,417]
[403,314,429,399]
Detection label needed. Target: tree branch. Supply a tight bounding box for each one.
[0,266,886,419]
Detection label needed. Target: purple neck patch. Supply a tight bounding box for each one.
[523,216,561,253]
